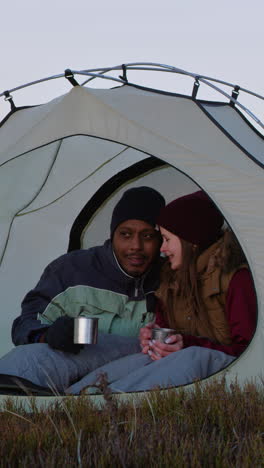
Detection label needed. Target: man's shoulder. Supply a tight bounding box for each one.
[46,243,108,272]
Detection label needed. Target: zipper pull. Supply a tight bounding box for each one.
[134,279,140,297]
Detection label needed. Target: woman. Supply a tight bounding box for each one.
[66,191,256,394]
[140,190,256,361]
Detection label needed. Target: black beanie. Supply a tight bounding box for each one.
[110,186,165,237]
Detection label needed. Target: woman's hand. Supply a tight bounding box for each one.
[148,334,184,360]
[139,322,159,354]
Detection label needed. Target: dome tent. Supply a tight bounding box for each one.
[0,63,263,401]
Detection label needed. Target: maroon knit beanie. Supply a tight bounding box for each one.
[157,190,224,250]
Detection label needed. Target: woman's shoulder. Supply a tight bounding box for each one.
[204,230,248,275]
[229,267,252,285]
[218,230,247,273]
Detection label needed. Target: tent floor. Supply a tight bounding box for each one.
[0,374,55,396]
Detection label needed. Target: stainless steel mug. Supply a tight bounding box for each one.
[74,317,99,344]
[151,327,177,343]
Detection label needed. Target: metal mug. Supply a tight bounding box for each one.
[74,317,99,344]
[151,327,177,343]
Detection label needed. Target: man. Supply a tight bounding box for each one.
[0,186,165,393]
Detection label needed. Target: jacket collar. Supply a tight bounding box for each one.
[102,239,162,297]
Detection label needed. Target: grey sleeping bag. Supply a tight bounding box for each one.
[0,334,235,394]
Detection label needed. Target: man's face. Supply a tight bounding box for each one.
[112,219,161,277]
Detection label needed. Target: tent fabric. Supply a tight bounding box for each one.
[0,83,263,390]
[200,103,264,164]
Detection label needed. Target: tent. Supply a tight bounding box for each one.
[0,63,263,399]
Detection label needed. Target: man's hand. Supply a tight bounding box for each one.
[44,316,83,354]
[139,322,158,354]
[148,334,184,360]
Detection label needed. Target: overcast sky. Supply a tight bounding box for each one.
[0,0,263,129]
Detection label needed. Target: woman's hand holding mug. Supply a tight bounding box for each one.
[148,333,184,360]
[139,322,159,354]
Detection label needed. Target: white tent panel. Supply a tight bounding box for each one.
[1,86,259,173]
[201,103,264,164]
[19,137,126,213]
[0,141,60,260]
[0,95,64,164]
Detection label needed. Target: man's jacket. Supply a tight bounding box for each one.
[12,240,161,345]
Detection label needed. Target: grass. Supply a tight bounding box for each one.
[0,377,264,467]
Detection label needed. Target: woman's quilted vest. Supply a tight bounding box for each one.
[171,240,247,344]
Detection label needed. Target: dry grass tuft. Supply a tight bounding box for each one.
[0,376,264,467]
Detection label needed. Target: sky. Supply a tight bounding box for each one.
[0,0,263,130]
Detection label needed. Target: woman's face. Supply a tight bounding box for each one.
[159,227,182,270]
